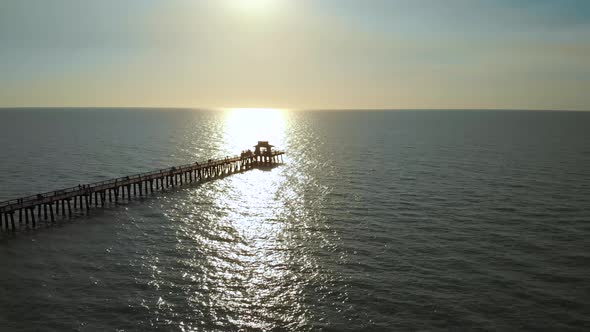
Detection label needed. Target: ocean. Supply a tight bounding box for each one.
[0,109,589,331]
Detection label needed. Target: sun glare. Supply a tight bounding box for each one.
[223,108,287,154]
[229,0,278,13]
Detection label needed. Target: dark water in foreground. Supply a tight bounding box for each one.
[0,109,589,331]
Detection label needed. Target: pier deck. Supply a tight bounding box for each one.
[0,149,284,232]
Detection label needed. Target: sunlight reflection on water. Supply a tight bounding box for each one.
[169,109,316,330]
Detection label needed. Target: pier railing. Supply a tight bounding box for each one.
[0,150,284,215]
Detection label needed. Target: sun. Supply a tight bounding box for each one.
[230,0,277,12]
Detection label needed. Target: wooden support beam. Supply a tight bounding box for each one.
[31,208,36,228]
[85,195,90,213]
[10,213,15,232]
[49,203,55,223]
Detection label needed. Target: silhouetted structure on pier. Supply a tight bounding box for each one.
[254,141,273,157]
[0,143,284,233]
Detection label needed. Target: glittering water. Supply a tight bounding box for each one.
[0,109,589,331]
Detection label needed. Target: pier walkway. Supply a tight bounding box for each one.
[0,144,284,233]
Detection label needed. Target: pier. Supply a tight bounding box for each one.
[0,142,284,233]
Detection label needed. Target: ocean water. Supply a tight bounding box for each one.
[0,109,589,331]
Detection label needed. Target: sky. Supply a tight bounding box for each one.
[0,0,589,110]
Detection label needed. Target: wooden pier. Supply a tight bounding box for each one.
[0,142,284,233]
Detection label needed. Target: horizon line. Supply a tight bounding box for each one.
[0,107,589,112]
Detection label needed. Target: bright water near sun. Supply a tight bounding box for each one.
[0,109,589,331]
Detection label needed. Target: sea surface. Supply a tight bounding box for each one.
[0,109,589,331]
